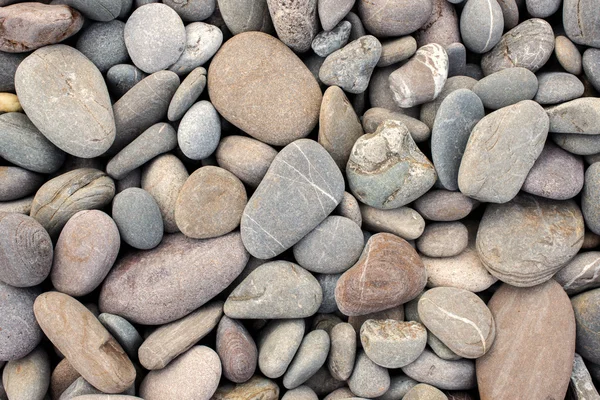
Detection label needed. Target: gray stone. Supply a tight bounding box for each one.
[357,0,433,37]
[377,37,417,67]
[472,67,538,110]
[138,301,223,370]
[218,0,273,35]
[169,23,223,76]
[546,98,600,134]
[583,49,600,92]
[362,107,430,143]
[416,0,460,48]
[293,216,364,274]
[361,320,427,368]
[259,320,305,379]
[241,139,344,259]
[110,70,180,155]
[564,0,600,47]
[460,0,504,53]
[446,42,466,77]
[570,353,600,400]
[112,187,163,250]
[124,4,185,74]
[522,141,584,200]
[335,192,362,227]
[0,197,34,216]
[420,75,477,129]
[312,21,351,57]
[0,52,26,91]
[2,346,50,400]
[360,205,425,240]
[376,375,418,400]
[403,384,448,400]
[15,45,116,158]
[316,274,341,313]
[282,386,318,400]
[267,0,318,53]
[553,133,600,155]
[319,36,381,94]
[458,100,548,203]
[347,120,436,209]
[217,316,258,383]
[59,378,105,399]
[168,67,207,121]
[417,222,468,258]
[348,305,405,336]
[106,64,147,99]
[116,168,141,193]
[527,0,561,17]
[98,314,142,363]
[0,167,44,202]
[389,44,449,108]
[65,0,121,21]
[328,322,356,381]
[163,0,215,21]
[344,11,365,41]
[177,101,221,160]
[413,190,478,221]
[224,261,322,319]
[535,72,584,105]
[76,21,128,73]
[318,0,353,31]
[555,252,600,295]
[572,289,600,365]
[478,194,584,287]
[284,330,330,389]
[402,349,476,390]
[584,163,600,236]
[481,18,554,76]
[0,283,41,361]
[368,65,403,112]
[304,367,345,396]
[348,351,390,398]
[556,35,582,75]
[431,89,484,191]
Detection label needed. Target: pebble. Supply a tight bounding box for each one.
[33,292,136,394]
[584,49,600,93]
[304,367,345,396]
[389,44,449,108]
[348,305,405,334]
[347,351,390,398]
[478,194,584,286]
[316,274,341,313]
[431,89,484,191]
[521,141,584,200]
[563,0,600,47]
[177,101,221,160]
[282,386,319,400]
[477,281,576,399]
[99,232,248,325]
[403,384,448,400]
[215,135,278,188]
[335,233,427,316]
[0,52,24,92]
[420,75,477,128]
[323,387,355,400]
[168,23,223,76]
[163,0,215,21]
[0,92,21,113]
[15,45,116,158]
[0,4,84,52]
[472,67,538,110]
[0,283,42,361]
[459,0,504,54]
[416,222,468,258]
[0,197,34,215]
[105,64,147,99]
[377,375,418,400]
[554,252,600,295]
[97,313,142,362]
[347,120,436,209]
[572,288,600,365]
[112,187,163,250]
[31,168,115,239]
[217,316,258,383]
[167,67,206,121]
[2,346,50,400]
[293,216,364,274]
[59,377,108,399]
[138,301,223,370]
[328,322,356,381]
[70,395,141,400]
[458,100,548,203]
[318,0,353,31]
[258,319,305,379]
[76,21,128,73]
[413,190,478,222]
[65,0,121,21]
[357,0,433,37]
[377,37,417,67]
[311,21,351,57]
[416,0,460,48]
[139,346,221,400]
[218,0,273,35]
[212,376,279,400]
[51,210,120,297]
[362,107,431,143]
[267,0,318,53]
[208,32,322,146]
[446,43,467,77]
[283,330,330,389]
[50,358,80,400]
[360,320,427,368]
[534,72,584,105]
[555,35,582,75]
[0,112,66,174]
[481,18,555,76]
[572,354,600,399]
[368,65,404,112]
[552,132,600,155]
[546,98,600,135]
[319,36,382,94]
[224,261,322,319]
[124,4,186,74]
[241,139,344,259]
[0,168,39,202]
[402,349,476,390]
[361,204,425,240]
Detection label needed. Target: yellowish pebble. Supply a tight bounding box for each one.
[0,93,23,113]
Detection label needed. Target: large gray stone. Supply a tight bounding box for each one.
[460,0,504,53]
[564,0,600,47]
[76,21,128,73]
[545,98,600,135]
[472,67,538,110]
[112,188,163,250]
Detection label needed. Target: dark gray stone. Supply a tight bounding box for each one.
[106,64,147,98]
[0,52,26,92]
[546,98,600,134]
[76,21,128,73]
[420,75,477,128]
[177,101,221,160]
[534,72,584,105]
[554,252,600,295]
[570,353,600,399]
[168,67,207,121]
[318,0,353,31]
[446,42,466,77]
[460,0,504,54]
[163,0,215,21]
[564,0,600,47]
[472,67,538,110]
[344,11,365,41]
[497,0,519,29]
[311,21,351,57]
[112,187,163,250]
[283,330,330,389]
[317,274,341,314]
[98,313,143,362]
[583,48,600,92]
[0,167,44,202]
[65,0,121,21]
[168,22,223,76]
[218,0,272,35]
[267,0,318,53]
[402,349,476,390]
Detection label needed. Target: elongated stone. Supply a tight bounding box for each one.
[360,205,425,240]
[217,316,258,383]
[572,289,600,365]
[328,322,356,381]
[460,0,503,53]
[357,0,433,37]
[554,252,600,295]
[546,98,600,135]
[2,346,50,400]
[348,351,390,398]
[402,350,476,390]
[212,376,279,400]
[259,319,305,379]
[362,107,430,143]
[283,330,330,389]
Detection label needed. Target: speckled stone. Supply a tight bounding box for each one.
[218,0,273,35]
[360,205,425,240]
[417,222,468,258]
[378,37,417,67]
[546,98,600,134]
[112,188,163,250]
[65,0,121,21]
[472,68,538,110]
[563,0,600,47]
[212,376,280,400]
[460,0,503,53]
[76,21,128,73]
[168,67,206,121]
[555,35,582,75]
[552,133,600,155]
[361,320,427,368]
[168,23,223,76]
[583,49,600,93]
[357,0,433,37]
[106,64,147,99]
[413,190,478,222]
[402,349,476,390]
[377,375,418,400]
[570,353,600,400]
[283,330,330,389]
[312,21,351,57]
[420,75,477,129]
[267,0,318,53]
[534,72,584,105]
[217,316,257,383]
[0,283,41,361]
[2,346,50,400]
[304,367,345,396]
[416,0,460,48]
[163,0,215,21]
[584,163,600,236]
[362,107,430,143]
[327,322,356,381]
[348,351,390,398]
[335,192,362,227]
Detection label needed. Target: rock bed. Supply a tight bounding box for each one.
[0,0,600,399]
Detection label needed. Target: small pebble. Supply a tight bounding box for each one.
[555,35,582,75]
[347,351,390,398]
[283,330,330,389]
[416,222,468,258]
[258,319,305,379]
[328,323,356,381]
[360,320,427,368]
[217,316,258,383]
[459,0,504,54]
[318,0,354,31]
[402,349,476,391]
[413,190,478,222]
[0,92,21,113]
[554,252,600,295]
[362,107,430,143]
[311,21,351,57]
[377,36,417,67]
[112,187,163,250]
[357,0,433,37]
[167,67,207,121]
[76,21,128,73]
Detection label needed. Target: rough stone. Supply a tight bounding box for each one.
[267,0,318,53]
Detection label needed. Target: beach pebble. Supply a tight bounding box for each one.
[570,353,600,400]
[215,136,278,188]
[555,35,582,75]
[163,0,215,21]
[168,67,206,121]
[169,23,223,76]
[459,0,504,54]
[282,386,318,400]
[362,107,430,143]
[472,68,538,110]
[348,351,390,398]
[267,0,318,53]
[554,252,600,295]
[0,92,21,113]
[563,0,600,47]
[318,0,353,31]
[360,320,427,368]
[446,43,467,77]
[218,0,273,35]
[420,75,477,129]
[360,205,424,240]
[358,0,433,37]
[106,64,147,99]
[378,37,417,67]
[413,190,478,222]
[0,52,25,92]
[217,316,257,383]
[97,313,142,362]
[583,49,600,92]
[416,222,468,258]
[50,358,80,400]
[572,288,600,365]
[316,274,341,313]
[546,98,600,135]
[284,330,330,389]
[212,376,279,400]
[258,319,305,379]
[76,21,128,73]
[416,0,460,48]
[65,0,121,21]
[2,346,50,400]
[328,323,356,381]
[403,384,448,400]
[552,133,600,155]
[0,283,42,361]
[112,187,163,250]
[178,101,221,160]
[312,21,351,57]
[534,72,584,105]
[402,350,476,390]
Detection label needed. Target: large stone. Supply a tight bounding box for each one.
[476,281,575,400]
[563,0,600,47]
[267,0,318,53]
[208,32,322,146]
[0,283,42,361]
[572,289,600,365]
[15,45,115,158]
[460,0,503,53]
[357,0,433,37]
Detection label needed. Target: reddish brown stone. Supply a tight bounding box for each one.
[49,358,80,400]
[216,316,258,384]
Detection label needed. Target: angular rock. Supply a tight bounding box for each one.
[112,188,163,250]
[416,222,468,258]
[554,252,600,295]
[168,23,223,76]
[267,0,318,53]
[258,319,305,379]
[460,0,503,53]
[472,67,538,110]
[0,283,42,361]
[534,72,584,105]
[215,136,278,188]
[217,316,257,383]
[357,0,433,37]
[328,322,356,381]
[563,0,600,47]
[402,350,476,390]
[168,67,207,121]
[311,21,351,57]
[283,330,330,389]
[361,320,427,368]
[546,98,600,135]
[347,351,390,398]
[572,289,600,365]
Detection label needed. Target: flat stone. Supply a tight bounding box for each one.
[413,190,478,222]
[138,301,223,370]
[402,349,476,390]
[217,316,258,383]
[168,67,207,121]
[0,52,26,91]
[335,233,427,316]
[328,322,356,381]
[258,319,305,379]
[34,292,136,394]
[224,261,322,319]
[481,18,554,76]
[168,23,223,76]
[521,141,584,200]
[267,0,318,53]
[477,281,575,400]
[362,107,430,143]
[0,4,83,52]
[112,187,163,250]
[50,358,80,400]
[2,346,50,400]
[583,48,600,92]
[0,283,42,361]
[564,0,600,47]
[554,252,600,295]
[106,64,147,99]
[572,288,600,365]
[403,384,448,400]
[99,232,248,324]
[318,0,353,31]
[212,376,279,400]
[460,0,503,53]
[420,75,477,129]
[361,205,424,240]
[162,0,215,21]
[312,21,351,57]
[348,351,390,398]
[556,35,582,75]
[283,330,330,389]
[416,222,468,258]
[361,320,427,368]
[553,132,600,155]
[124,4,185,74]
[458,100,548,203]
[140,346,221,400]
[416,0,460,48]
[208,32,322,146]
[472,67,538,110]
[357,0,433,37]
[15,45,116,158]
[282,386,318,400]
[241,139,344,259]
[534,72,584,105]
[546,98,600,134]
[219,0,273,35]
[389,44,449,108]
[378,37,417,67]
[0,197,34,215]
[76,21,128,73]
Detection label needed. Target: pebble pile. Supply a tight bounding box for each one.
[1,0,600,399]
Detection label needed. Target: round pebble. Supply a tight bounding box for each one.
[413,190,478,222]
[177,101,221,160]
[167,67,207,121]
[555,35,582,75]
[459,0,504,54]
[112,187,163,250]
[417,222,468,258]
[358,0,433,37]
[2,346,50,400]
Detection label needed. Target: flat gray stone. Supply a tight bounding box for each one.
[554,252,600,295]
[2,346,50,400]
[0,166,44,202]
[362,107,430,143]
[556,35,582,75]
[564,0,600,47]
[76,21,128,73]
[472,67,538,110]
[460,0,504,53]
[360,204,425,240]
[283,330,330,389]
[583,48,600,92]
[357,0,433,37]
[98,313,142,362]
[361,320,427,368]
[328,322,356,381]
[65,0,121,21]
[168,67,207,121]
[446,42,466,77]
[258,319,305,379]
[312,21,351,57]
[316,273,341,313]
[267,0,318,53]
[553,133,600,155]
[546,98,600,134]
[178,101,221,160]
[218,0,273,35]
[112,187,163,250]
[348,351,390,398]
[534,72,584,105]
[583,163,600,235]
[168,22,223,76]
[318,0,353,31]
[106,64,147,98]
[402,349,476,390]
[163,0,215,21]
[416,222,468,258]
[414,190,478,221]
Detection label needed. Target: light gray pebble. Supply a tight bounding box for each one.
[583,48,600,93]
[98,313,143,362]
[362,107,431,143]
[555,35,582,75]
[178,101,221,160]
[169,22,223,76]
[361,320,427,368]
[563,0,600,48]
[376,375,418,400]
[112,187,163,250]
[377,36,417,67]
[446,42,466,77]
[0,167,44,202]
[168,67,207,121]
[311,21,351,57]
[284,330,330,389]
[460,0,504,53]
[472,68,538,110]
[2,346,49,400]
[259,319,305,379]
[163,0,215,21]
[76,21,128,73]
[328,322,356,381]
[583,163,600,235]
[401,349,476,390]
[413,190,478,222]
[348,351,390,398]
[282,386,318,400]
[316,274,341,313]
[417,222,469,258]
[535,72,584,105]
[554,252,600,295]
[526,0,561,17]
[65,0,121,21]
[546,98,600,134]
[553,133,600,155]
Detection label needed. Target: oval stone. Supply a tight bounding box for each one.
[357,0,433,37]
[404,384,447,400]
[33,292,136,394]
[402,349,476,390]
[460,0,504,54]
[416,222,468,258]
[258,319,305,379]
[212,376,280,400]
[534,72,584,105]
[413,190,478,221]
[348,351,390,398]
[2,346,50,400]
[76,21,128,73]
[546,98,600,135]
[563,0,600,47]
[217,316,257,383]
[215,136,278,188]
[555,252,600,295]
[99,232,248,325]
[360,205,425,240]
[362,107,430,143]
[572,289,600,364]
[328,322,356,381]
[168,67,207,121]
[208,32,322,146]
[219,0,273,35]
[177,101,221,160]
[360,320,427,368]
[112,188,163,250]
[472,68,538,110]
[283,330,330,389]
[15,45,115,158]
[168,22,223,76]
[0,168,41,203]
[555,35,582,75]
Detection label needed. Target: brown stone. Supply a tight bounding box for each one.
[212,376,280,400]
[0,3,83,53]
[476,280,575,400]
[335,232,427,316]
[217,316,258,384]
[33,292,136,394]
[50,358,80,400]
